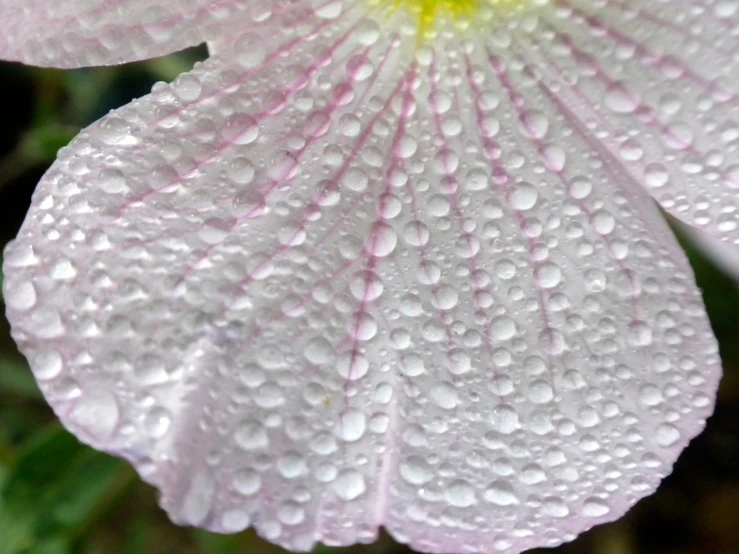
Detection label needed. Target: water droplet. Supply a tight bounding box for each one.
[655,423,680,447]
[30,349,63,380]
[338,408,366,441]
[403,220,430,247]
[173,73,202,102]
[628,320,653,346]
[508,182,538,211]
[445,479,476,507]
[591,210,616,234]
[349,270,384,302]
[220,509,250,532]
[228,157,256,184]
[181,468,215,525]
[519,464,546,484]
[484,480,519,505]
[277,502,306,525]
[255,381,285,408]
[277,451,307,478]
[536,262,562,288]
[234,419,269,450]
[233,189,266,218]
[400,456,433,485]
[401,353,426,377]
[528,380,554,403]
[343,167,369,192]
[333,469,366,500]
[198,218,229,244]
[428,194,451,217]
[447,348,471,375]
[233,469,262,496]
[69,390,119,441]
[304,337,335,365]
[97,115,136,145]
[431,382,459,410]
[310,431,337,455]
[519,109,549,139]
[491,315,516,340]
[495,259,517,280]
[365,222,397,257]
[604,81,640,114]
[277,221,306,246]
[582,498,611,517]
[145,407,172,439]
[543,496,569,518]
[347,312,378,341]
[431,285,459,310]
[234,32,267,68]
[266,150,299,181]
[568,176,592,199]
[28,307,64,339]
[222,113,259,145]
[336,350,369,380]
[491,405,519,434]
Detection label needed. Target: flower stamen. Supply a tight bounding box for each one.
[372,0,532,39]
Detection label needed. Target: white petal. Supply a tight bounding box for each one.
[516,0,739,242]
[3,4,720,554]
[674,217,739,281]
[0,0,256,67]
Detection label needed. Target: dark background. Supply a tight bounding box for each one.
[0,48,737,554]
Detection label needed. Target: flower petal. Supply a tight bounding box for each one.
[517,0,739,242]
[0,0,256,67]
[674,217,739,281]
[4,4,721,554]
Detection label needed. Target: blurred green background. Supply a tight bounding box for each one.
[0,49,737,554]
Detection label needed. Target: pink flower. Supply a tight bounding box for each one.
[1,0,733,552]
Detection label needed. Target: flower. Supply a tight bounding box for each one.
[0,0,733,552]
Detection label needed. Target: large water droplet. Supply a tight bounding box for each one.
[333,469,366,500]
[69,390,119,441]
[338,408,367,441]
[445,479,476,507]
[484,480,519,505]
[400,456,433,485]
[180,468,215,525]
[365,222,397,257]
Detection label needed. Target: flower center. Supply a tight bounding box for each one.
[374,0,531,39]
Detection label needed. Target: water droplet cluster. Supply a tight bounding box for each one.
[2,0,729,552]
[1,0,258,67]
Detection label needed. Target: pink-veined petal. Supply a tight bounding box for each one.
[516,0,739,242]
[0,0,260,67]
[3,3,721,554]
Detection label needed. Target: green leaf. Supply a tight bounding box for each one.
[22,125,78,161]
[312,546,341,554]
[0,123,76,193]
[0,357,41,400]
[25,539,72,554]
[0,458,8,489]
[0,426,128,554]
[119,516,152,554]
[191,530,248,554]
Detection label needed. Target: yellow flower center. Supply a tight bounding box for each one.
[373,0,530,39]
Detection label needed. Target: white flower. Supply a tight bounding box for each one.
[1,0,733,552]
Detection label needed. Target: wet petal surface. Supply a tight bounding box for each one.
[531,0,739,242]
[0,0,256,67]
[3,0,727,553]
